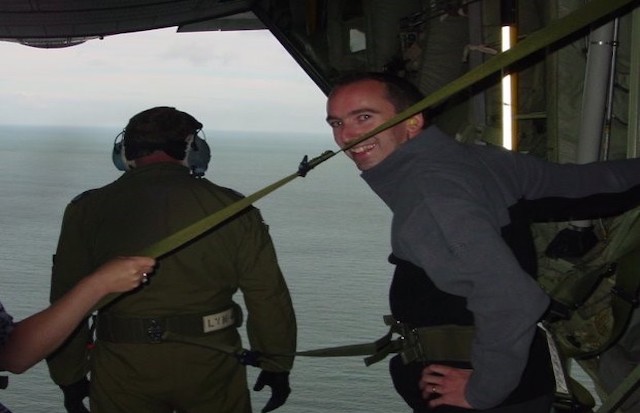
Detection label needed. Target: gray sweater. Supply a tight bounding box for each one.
[362,126,640,408]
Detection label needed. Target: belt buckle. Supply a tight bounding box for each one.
[389,319,424,364]
[400,328,424,364]
[146,319,164,343]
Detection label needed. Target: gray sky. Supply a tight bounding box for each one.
[0,28,329,134]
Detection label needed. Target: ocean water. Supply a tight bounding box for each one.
[0,125,405,412]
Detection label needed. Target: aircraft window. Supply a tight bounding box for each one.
[349,28,366,52]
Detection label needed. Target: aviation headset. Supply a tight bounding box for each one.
[112,107,211,177]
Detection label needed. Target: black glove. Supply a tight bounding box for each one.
[59,377,90,413]
[253,371,291,413]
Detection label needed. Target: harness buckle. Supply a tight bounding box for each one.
[297,151,335,177]
[146,320,165,343]
[383,315,426,364]
[297,155,310,177]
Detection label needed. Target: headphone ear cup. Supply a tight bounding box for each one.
[112,136,129,171]
[186,135,211,177]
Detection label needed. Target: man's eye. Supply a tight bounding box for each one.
[357,114,371,121]
[328,120,342,128]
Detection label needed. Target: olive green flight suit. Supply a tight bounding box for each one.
[47,163,297,413]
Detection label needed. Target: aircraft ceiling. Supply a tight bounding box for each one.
[0,0,262,48]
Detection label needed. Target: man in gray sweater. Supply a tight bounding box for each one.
[325,72,640,412]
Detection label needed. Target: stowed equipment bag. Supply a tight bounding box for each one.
[537,207,640,412]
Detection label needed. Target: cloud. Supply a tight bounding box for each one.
[0,28,328,134]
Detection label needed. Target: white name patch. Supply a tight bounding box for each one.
[202,308,236,333]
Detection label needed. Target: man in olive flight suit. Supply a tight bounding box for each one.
[46,106,297,413]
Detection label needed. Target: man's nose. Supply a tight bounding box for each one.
[337,124,361,145]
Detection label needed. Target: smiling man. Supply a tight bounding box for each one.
[326,75,424,171]
[325,72,640,413]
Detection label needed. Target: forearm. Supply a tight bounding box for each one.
[527,184,640,222]
[465,324,538,408]
[240,214,297,371]
[523,156,640,200]
[246,294,297,371]
[0,276,105,373]
[465,282,549,408]
[244,272,297,371]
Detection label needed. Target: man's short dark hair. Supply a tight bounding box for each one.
[330,72,428,121]
[123,106,203,160]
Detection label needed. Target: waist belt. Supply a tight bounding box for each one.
[97,303,242,344]
[406,324,474,364]
[364,315,474,366]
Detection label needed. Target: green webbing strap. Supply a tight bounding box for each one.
[292,320,474,367]
[139,175,294,258]
[94,0,637,313]
[162,328,396,369]
[166,327,395,363]
[409,325,474,363]
[161,321,469,369]
[296,330,400,366]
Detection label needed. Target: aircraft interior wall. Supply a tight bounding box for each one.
[274,0,636,167]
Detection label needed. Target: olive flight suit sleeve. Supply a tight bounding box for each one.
[236,208,297,372]
[46,196,95,386]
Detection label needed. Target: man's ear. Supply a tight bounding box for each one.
[406,114,425,136]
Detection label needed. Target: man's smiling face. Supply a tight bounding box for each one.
[326,79,417,171]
